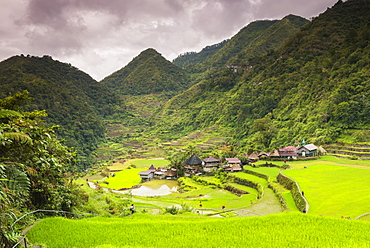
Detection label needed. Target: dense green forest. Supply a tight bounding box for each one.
[149,0,370,150]
[173,15,308,73]
[101,48,190,96]
[0,0,368,161]
[0,55,121,168]
[173,39,229,69]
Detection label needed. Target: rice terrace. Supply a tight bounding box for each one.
[1,0,370,247]
[25,155,370,247]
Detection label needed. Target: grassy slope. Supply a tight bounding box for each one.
[27,213,370,248]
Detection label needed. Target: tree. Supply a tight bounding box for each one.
[0,91,79,247]
[251,114,277,149]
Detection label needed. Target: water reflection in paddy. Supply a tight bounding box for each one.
[115,180,178,197]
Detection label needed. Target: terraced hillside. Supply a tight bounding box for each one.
[325,143,370,160]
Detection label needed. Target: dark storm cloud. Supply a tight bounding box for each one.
[1,0,338,80]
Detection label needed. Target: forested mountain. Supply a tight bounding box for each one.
[227,14,309,66]
[173,39,229,69]
[151,0,370,150]
[0,55,120,165]
[1,0,368,161]
[174,15,308,73]
[101,48,189,96]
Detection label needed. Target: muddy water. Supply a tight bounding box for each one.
[116,180,178,196]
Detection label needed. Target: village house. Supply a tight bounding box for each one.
[258,151,270,160]
[154,167,167,180]
[202,156,220,172]
[297,144,319,157]
[269,149,280,160]
[223,158,242,172]
[278,146,298,160]
[138,165,157,181]
[318,146,327,155]
[183,154,203,176]
[248,152,259,162]
[165,169,177,180]
[139,166,178,180]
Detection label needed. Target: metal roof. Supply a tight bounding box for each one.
[302,144,318,151]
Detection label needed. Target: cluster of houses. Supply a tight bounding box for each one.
[138,165,177,181]
[252,143,326,161]
[182,155,243,176]
[139,143,326,180]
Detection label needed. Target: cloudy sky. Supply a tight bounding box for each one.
[1,0,338,81]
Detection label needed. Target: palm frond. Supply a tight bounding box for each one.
[3,132,33,145]
[1,166,30,193]
[0,109,22,119]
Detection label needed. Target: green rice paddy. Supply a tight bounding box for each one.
[26,156,370,247]
[103,159,171,189]
[283,164,370,218]
[104,168,142,189]
[27,213,370,248]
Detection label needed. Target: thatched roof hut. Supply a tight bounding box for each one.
[318,146,327,154]
[270,149,280,158]
[202,156,219,163]
[248,152,259,161]
[184,155,202,166]
[258,151,270,158]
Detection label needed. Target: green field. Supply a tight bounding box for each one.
[283,156,370,169]
[283,164,370,218]
[104,168,143,189]
[26,156,370,247]
[91,156,370,218]
[108,158,171,170]
[125,158,171,168]
[27,213,370,248]
[103,159,171,189]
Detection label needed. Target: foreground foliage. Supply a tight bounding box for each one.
[27,213,370,248]
[0,92,82,247]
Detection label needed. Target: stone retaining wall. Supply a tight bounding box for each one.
[277,172,309,213]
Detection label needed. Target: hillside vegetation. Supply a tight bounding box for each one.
[101,48,190,96]
[0,92,84,246]
[0,55,120,166]
[150,0,370,151]
[174,15,308,72]
[173,39,229,69]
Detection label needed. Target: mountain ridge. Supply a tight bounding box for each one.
[149,0,370,150]
[101,48,189,96]
[0,55,120,164]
